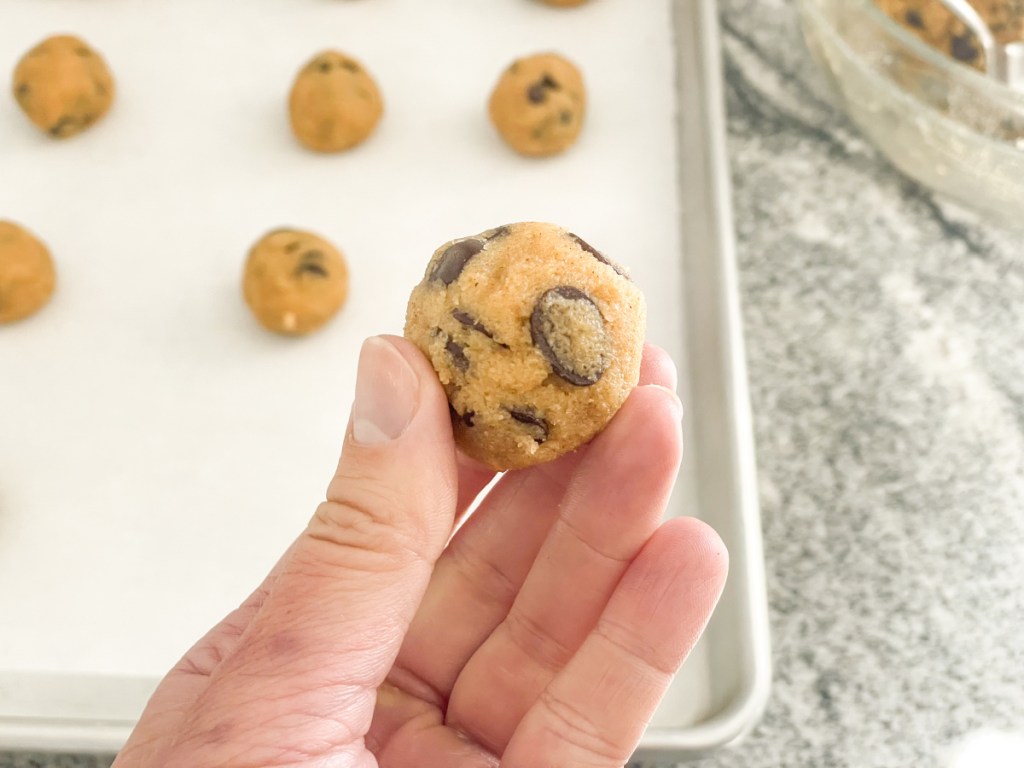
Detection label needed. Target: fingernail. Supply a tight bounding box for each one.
[351,337,419,446]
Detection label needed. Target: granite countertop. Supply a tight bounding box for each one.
[3,1,1022,767]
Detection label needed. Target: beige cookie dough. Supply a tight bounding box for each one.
[488,53,586,157]
[289,50,383,153]
[12,34,115,139]
[875,0,1024,70]
[0,221,56,324]
[405,222,645,470]
[243,228,349,336]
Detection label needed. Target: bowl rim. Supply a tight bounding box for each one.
[801,0,1024,109]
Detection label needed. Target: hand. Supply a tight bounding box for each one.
[113,335,728,768]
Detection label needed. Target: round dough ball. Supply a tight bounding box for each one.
[488,53,586,157]
[289,50,383,153]
[11,34,115,139]
[405,222,646,470]
[0,221,56,324]
[243,228,349,336]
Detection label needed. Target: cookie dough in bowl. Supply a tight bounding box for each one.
[405,222,646,471]
[0,220,56,324]
[243,228,349,336]
[11,34,115,139]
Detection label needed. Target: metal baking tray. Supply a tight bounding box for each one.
[0,0,769,761]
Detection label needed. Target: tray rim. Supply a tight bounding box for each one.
[631,0,771,759]
[0,0,770,759]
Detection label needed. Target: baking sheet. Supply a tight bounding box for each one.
[0,0,769,760]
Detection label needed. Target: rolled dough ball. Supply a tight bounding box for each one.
[488,52,586,157]
[289,50,383,153]
[12,34,115,139]
[0,221,56,324]
[243,228,349,336]
[405,222,645,470]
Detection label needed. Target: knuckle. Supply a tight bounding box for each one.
[538,687,626,762]
[309,497,426,569]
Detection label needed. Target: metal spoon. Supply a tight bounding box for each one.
[938,0,1024,91]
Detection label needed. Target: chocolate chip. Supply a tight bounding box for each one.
[560,110,573,125]
[75,46,92,57]
[568,233,629,278]
[526,74,560,104]
[284,240,302,254]
[446,338,470,373]
[951,33,979,62]
[48,116,78,137]
[341,59,360,73]
[430,239,484,285]
[452,309,508,348]
[14,83,29,100]
[530,286,610,387]
[905,10,924,28]
[449,404,476,427]
[484,225,511,242]
[294,251,330,278]
[509,408,549,444]
[316,58,333,73]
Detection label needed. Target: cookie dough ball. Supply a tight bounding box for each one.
[289,50,383,153]
[243,228,349,336]
[488,53,586,157]
[11,34,115,139]
[405,222,645,470]
[876,0,1024,70]
[0,221,56,324]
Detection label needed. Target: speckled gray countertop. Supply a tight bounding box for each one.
[3,1,1023,767]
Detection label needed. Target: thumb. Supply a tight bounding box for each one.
[175,335,458,756]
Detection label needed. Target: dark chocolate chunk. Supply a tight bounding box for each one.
[568,233,629,278]
[530,286,609,387]
[294,251,330,278]
[484,225,511,242]
[452,309,508,348]
[448,403,475,427]
[316,58,333,73]
[509,408,549,444]
[905,10,924,29]
[48,116,78,137]
[951,33,979,63]
[526,73,560,104]
[430,239,484,285]
[446,339,470,373]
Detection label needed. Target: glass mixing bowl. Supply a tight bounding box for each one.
[798,0,1024,223]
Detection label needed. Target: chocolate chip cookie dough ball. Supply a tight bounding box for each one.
[243,228,349,336]
[488,53,586,157]
[289,50,383,153]
[405,222,645,470]
[0,221,56,324]
[11,34,115,139]
[876,0,1024,70]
